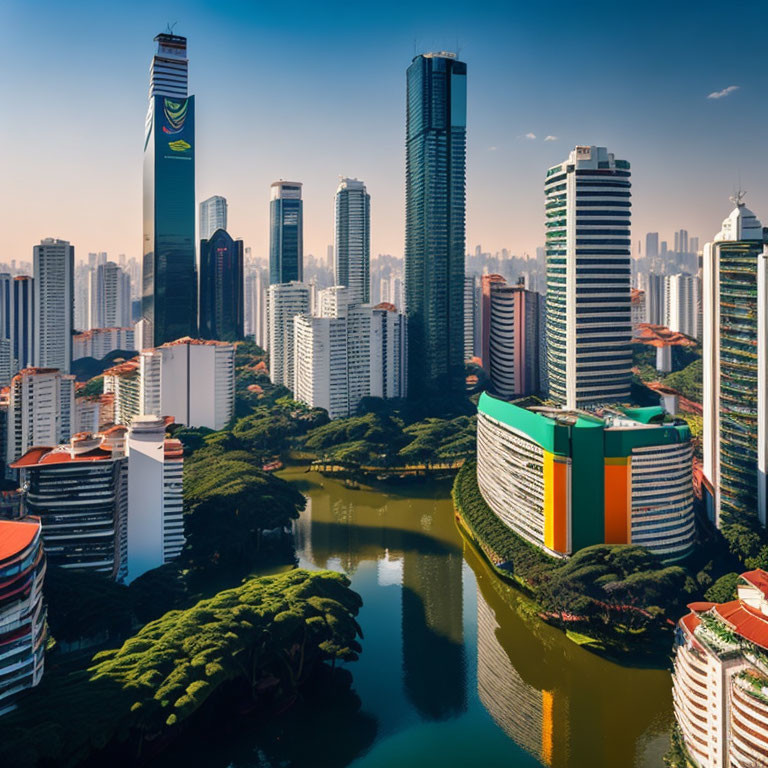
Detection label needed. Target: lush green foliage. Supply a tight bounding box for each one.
[183,446,306,570]
[662,359,703,403]
[453,461,695,640]
[0,569,362,768]
[720,508,768,569]
[704,572,740,604]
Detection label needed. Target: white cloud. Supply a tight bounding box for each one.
[544,135,558,142]
[488,145,498,151]
[524,132,536,140]
[707,85,740,100]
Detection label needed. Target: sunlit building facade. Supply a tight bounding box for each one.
[335,178,370,304]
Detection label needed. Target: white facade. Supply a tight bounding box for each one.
[334,178,370,304]
[88,262,131,330]
[33,238,74,373]
[464,275,477,361]
[370,304,407,399]
[7,368,75,467]
[544,147,632,408]
[73,327,135,361]
[199,195,228,241]
[645,272,666,326]
[665,273,700,339]
[293,315,349,419]
[244,264,268,348]
[268,282,310,389]
[125,416,184,584]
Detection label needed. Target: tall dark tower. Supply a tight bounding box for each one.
[405,52,467,397]
[142,32,197,346]
[269,181,303,285]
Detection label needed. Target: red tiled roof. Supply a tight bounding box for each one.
[681,612,701,637]
[0,519,39,563]
[742,570,768,599]
[164,438,183,459]
[633,323,696,348]
[373,302,397,312]
[688,602,715,612]
[630,288,645,304]
[159,336,232,348]
[714,599,768,650]
[102,357,140,377]
[11,446,114,468]
[73,327,133,341]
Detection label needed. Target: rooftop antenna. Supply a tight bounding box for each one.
[165,21,177,35]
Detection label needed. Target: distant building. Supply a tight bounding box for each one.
[645,272,666,326]
[370,303,407,400]
[405,52,467,396]
[199,195,228,241]
[13,430,129,581]
[33,238,74,373]
[334,178,370,304]
[481,277,540,399]
[269,181,303,285]
[476,393,694,561]
[73,327,135,361]
[702,199,768,528]
[673,570,768,768]
[199,229,244,341]
[244,264,268,349]
[544,147,632,408]
[267,282,310,389]
[665,273,700,340]
[645,232,659,262]
[126,416,184,583]
[7,368,75,469]
[630,288,646,330]
[89,261,131,330]
[0,518,46,715]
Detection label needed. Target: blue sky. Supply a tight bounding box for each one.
[1,0,766,263]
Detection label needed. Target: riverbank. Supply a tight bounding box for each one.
[452,460,690,661]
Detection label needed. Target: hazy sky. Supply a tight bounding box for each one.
[2,0,767,265]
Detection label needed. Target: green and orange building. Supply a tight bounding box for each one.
[476,393,694,561]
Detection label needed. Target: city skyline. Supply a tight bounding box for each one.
[2,1,767,265]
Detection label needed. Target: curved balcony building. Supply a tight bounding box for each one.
[0,518,46,715]
[673,570,768,767]
[476,393,694,560]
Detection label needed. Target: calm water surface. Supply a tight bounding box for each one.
[282,468,673,768]
[159,468,674,767]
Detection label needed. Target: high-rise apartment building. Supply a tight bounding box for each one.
[142,32,197,347]
[702,199,767,528]
[544,146,632,408]
[674,229,689,254]
[269,181,303,285]
[244,263,268,349]
[267,282,310,389]
[405,52,467,396]
[482,277,540,399]
[334,178,370,304]
[33,238,73,373]
[6,368,75,468]
[199,195,228,241]
[464,275,477,361]
[89,261,131,330]
[665,273,700,339]
[126,416,184,583]
[73,327,135,361]
[0,518,46,715]
[370,303,408,400]
[199,229,244,341]
[13,430,129,581]
[645,232,659,262]
[630,288,646,330]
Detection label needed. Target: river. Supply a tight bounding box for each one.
[156,467,675,767]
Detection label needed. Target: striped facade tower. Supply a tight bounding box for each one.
[544,146,632,408]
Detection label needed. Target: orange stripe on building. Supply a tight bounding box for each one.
[544,452,569,554]
[541,689,554,767]
[604,457,630,544]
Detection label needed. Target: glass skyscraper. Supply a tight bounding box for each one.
[335,178,370,304]
[404,52,467,397]
[142,32,197,347]
[544,145,632,409]
[199,228,244,342]
[269,181,303,285]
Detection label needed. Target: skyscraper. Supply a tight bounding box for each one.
[334,178,370,304]
[269,181,303,285]
[405,52,467,397]
[142,32,197,347]
[11,276,34,372]
[665,273,700,339]
[702,198,767,528]
[645,273,667,326]
[645,232,659,262]
[463,275,477,361]
[199,195,228,241]
[544,146,632,408]
[199,229,244,341]
[33,238,74,373]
